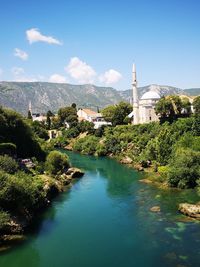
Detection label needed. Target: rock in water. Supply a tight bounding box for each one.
[65,168,84,178]
[179,203,200,219]
[150,206,161,212]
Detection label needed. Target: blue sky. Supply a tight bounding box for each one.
[0,0,200,89]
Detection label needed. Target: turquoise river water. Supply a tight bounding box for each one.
[0,151,200,267]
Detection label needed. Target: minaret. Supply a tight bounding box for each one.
[28,101,32,116]
[132,63,139,124]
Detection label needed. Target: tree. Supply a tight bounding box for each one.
[78,120,94,134]
[51,117,62,129]
[27,110,32,120]
[101,105,116,123]
[0,107,45,159]
[46,110,53,130]
[155,95,186,122]
[31,121,49,140]
[181,97,191,115]
[102,102,132,126]
[0,143,16,156]
[45,151,70,175]
[192,116,200,136]
[168,148,200,188]
[71,103,77,110]
[0,155,19,174]
[193,96,200,115]
[155,97,173,119]
[58,106,78,128]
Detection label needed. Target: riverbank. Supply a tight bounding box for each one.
[0,167,84,252]
[62,140,200,220]
[1,151,200,266]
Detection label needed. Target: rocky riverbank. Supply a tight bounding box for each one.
[0,167,84,251]
[179,203,200,219]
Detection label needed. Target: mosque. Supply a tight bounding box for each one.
[129,64,161,124]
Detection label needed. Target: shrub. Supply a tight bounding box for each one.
[73,136,100,155]
[0,143,16,156]
[45,151,70,175]
[0,210,10,230]
[157,166,169,182]
[0,171,46,211]
[0,155,19,174]
[96,143,107,156]
[31,121,49,140]
[64,127,80,138]
[78,121,94,134]
[168,148,200,188]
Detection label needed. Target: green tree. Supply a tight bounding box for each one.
[155,96,173,119]
[45,151,70,175]
[0,210,10,230]
[0,155,19,174]
[71,103,77,110]
[46,110,53,130]
[192,115,200,136]
[0,143,16,156]
[102,102,132,126]
[0,107,45,159]
[193,96,200,115]
[168,148,200,188]
[0,171,46,211]
[31,121,49,140]
[181,97,191,115]
[51,117,62,129]
[78,121,94,134]
[27,110,32,120]
[155,95,184,122]
[58,106,78,128]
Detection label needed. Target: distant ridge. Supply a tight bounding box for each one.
[0,82,199,114]
[183,88,200,96]
[0,82,122,114]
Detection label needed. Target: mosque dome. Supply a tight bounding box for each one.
[140,91,161,100]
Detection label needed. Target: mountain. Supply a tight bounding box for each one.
[0,82,199,115]
[119,84,186,102]
[0,82,122,114]
[183,88,200,96]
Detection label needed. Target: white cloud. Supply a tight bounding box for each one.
[65,57,96,83]
[49,74,67,83]
[99,69,122,85]
[26,28,62,45]
[14,48,28,60]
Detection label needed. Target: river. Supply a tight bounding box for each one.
[0,151,200,267]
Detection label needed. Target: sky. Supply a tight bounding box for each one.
[0,0,200,90]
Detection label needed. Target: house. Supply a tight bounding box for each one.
[77,108,112,129]
[32,113,47,122]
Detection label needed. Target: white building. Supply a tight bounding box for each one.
[77,108,111,129]
[129,64,161,124]
[32,113,47,122]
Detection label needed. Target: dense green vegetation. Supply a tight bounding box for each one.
[59,95,200,190]
[0,94,199,236]
[71,117,200,189]
[45,151,70,175]
[0,107,70,234]
[0,107,45,159]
